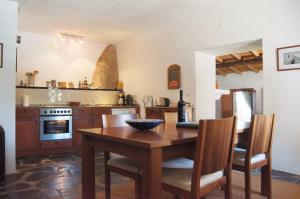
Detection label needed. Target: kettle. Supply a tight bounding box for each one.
[126,95,134,106]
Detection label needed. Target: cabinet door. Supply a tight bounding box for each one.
[73,116,93,145]
[221,94,233,118]
[145,108,162,119]
[16,117,40,152]
[92,108,111,128]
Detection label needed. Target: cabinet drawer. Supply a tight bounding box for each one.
[73,107,93,116]
[93,107,111,116]
[16,108,39,117]
[40,140,73,149]
[162,108,177,113]
[145,108,161,118]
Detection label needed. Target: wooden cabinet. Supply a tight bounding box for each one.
[41,140,73,149]
[145,108,162,119]
[72,107,93,116]
[93,108,112,128]
[145,107,177,121]
[16,108,40,153]
[145,107,193,122]
[16,106,141,157]
[73,115,93,145]
[16,107,39,117]
[221,88,256,118]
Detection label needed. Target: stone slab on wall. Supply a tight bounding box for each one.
[92,45,119,89]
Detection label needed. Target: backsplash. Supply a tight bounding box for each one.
[16,88,119,105]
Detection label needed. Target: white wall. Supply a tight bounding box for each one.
[118,0,300,174]
[17,32,107,87]
[195,52,216,120]
[0,0,18,174]
[217,71,263,114]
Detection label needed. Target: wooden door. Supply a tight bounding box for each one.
[16,117,40,152]
[73,116,93,145]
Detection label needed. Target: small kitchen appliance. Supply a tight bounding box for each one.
[156,97,170,107]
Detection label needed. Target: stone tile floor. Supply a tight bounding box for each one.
[0,153,129,199]
[0,152,299,199]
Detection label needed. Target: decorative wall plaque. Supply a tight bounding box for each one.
[168,64,181,89]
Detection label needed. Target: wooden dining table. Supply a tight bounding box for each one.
[77,123,248,199]
[78,123,199,199]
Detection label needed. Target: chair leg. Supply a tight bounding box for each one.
[245,168,252,199]
[135,175,141,199]
[225,172,232,199]
[104,152,111,199]
[261,164,272,199]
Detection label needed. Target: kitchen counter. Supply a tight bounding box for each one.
[144,106,177,109]
[16,105,141,158]
[16,104,140,108]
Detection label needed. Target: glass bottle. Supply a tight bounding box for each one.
[177,90,187,122]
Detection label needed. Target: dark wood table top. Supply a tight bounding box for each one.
[77,124,199,149]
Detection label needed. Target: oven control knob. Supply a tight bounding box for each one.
[50,111,53,113]
[64,110,67,113]
[54,111,56,113]
[68,110,70,113]
[44,111,47,114]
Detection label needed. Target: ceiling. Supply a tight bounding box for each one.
[216,49,263,76]
[11,0,259,44]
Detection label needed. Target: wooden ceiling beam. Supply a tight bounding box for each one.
[249,50,261,57]
[216,68,226,76]
[231,54,242,60]
[242,62,260,73]
[216,57,224,63]
[216,57,262,69]
[229,67,242,75]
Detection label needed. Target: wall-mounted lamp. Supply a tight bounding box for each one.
[60,33,84,44]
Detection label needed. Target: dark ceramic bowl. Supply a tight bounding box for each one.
[126,119,163,131]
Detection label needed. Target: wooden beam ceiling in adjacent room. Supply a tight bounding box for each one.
[216,49,263,76]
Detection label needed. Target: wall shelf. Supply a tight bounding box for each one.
[16,86,119,92]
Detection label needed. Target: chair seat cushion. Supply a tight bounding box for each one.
[162,158,194,169]
[107,157,141,174]
[162,168,224,191]
[107,157,194,175]
[233,148,266,166]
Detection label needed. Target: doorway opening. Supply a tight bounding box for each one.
[195,39,263,120]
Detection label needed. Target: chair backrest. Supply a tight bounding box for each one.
[247,114,275,157]
[102,114,137,128]
[164,112,177,123]
[191,117,236,195]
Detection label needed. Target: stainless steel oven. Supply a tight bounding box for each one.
[40,108,72,141]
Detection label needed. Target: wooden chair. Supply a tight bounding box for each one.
[162,117,237,199]
[103,113,195,199]
[164,112,177,123]
[232,114,275,199]
[102,114,141,199]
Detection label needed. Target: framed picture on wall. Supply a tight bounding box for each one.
[168,64,181,89]
[0,43,3,68]
[277,45,300,71]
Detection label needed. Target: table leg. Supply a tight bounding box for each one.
[140,148,162,199]
[81,135,95,199]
